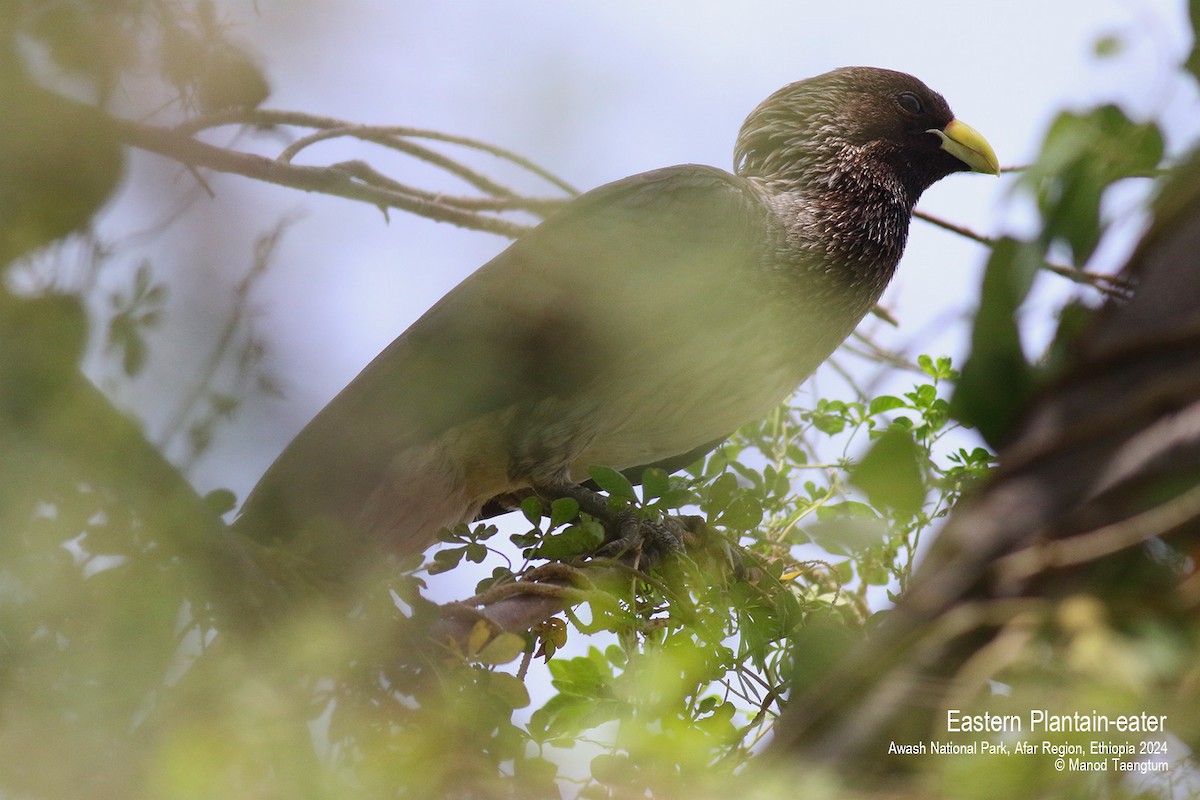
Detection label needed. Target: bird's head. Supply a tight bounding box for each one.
[734,67,999,203]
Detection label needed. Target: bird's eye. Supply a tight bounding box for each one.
[897,92,924,115]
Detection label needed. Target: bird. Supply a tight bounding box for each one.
[234,67,999,578]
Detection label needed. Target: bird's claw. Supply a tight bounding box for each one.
[596,512,706,567]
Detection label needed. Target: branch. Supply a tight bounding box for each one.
[175,109,581,196]
[913,209,1134,298]
[115,117,537,238]
[997,479,1200,583]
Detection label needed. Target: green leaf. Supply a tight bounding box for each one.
[704,472,738,514]
[717,495,763,530]
[1093,34,1123,58]
[868,395,906,415]
[641,467,670,501]
[483,671,531,708]
[848,428,926,516]
[587,465,637,503]
[549,653,610,696]
[1185,0,1200,83]
[427,546,465,574]
[534,520,604,560]
[1024,106,1163,262]
[534,530,587,560]
[807,516,889,555]
[917,354,937,378]
[0,74,124,264]
[549,497,579,528]
[520,495,544,526]
[577,519,606,551]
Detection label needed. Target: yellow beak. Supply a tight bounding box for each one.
[929,119,1000,175]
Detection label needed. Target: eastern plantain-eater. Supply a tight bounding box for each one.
[234,67,999,573]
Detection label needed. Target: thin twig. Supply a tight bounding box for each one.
[913,209,1134,298]
[176,110,580,195]
[157,216,293,455]
[116,117,531,238]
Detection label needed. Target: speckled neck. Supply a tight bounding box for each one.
[754,145,915,318]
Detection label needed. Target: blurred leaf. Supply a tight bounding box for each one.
[1023,105,1162,263]
[476,633,527,666]
[590,753,635,787]
[467,620,492,656]
[1092,34,1123,58]
[807,516,889,555]
[1041,300,1097,377]
[485,672,531,709]
[0,72,124,266]
[0,292,88,420]
[197,44,270,112]
[849,428,926,516]
[951,238,1041,447]
[1187,0,1200,83]
[202,488,237,515]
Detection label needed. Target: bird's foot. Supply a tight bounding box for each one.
[597,512,707,568]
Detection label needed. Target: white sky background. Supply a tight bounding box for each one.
[93,0,1198,582]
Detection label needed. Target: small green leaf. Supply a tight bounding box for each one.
[549,497,579,528]
[427,546,465,574]
[641,467,670,501]
[1093,34,1123,58]
[576,519,606,551]
[587,465,637,502]
[535,521,603,559]
[868,395,906,415]
[913,384,937,408]
[520,496,544,526]
[717,495,763,530]
[704,472,738,514]
[917,354,936,378]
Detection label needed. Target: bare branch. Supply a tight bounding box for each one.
[175,109,581,195]
[913,209,1134,299]
[114,117,533,238]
